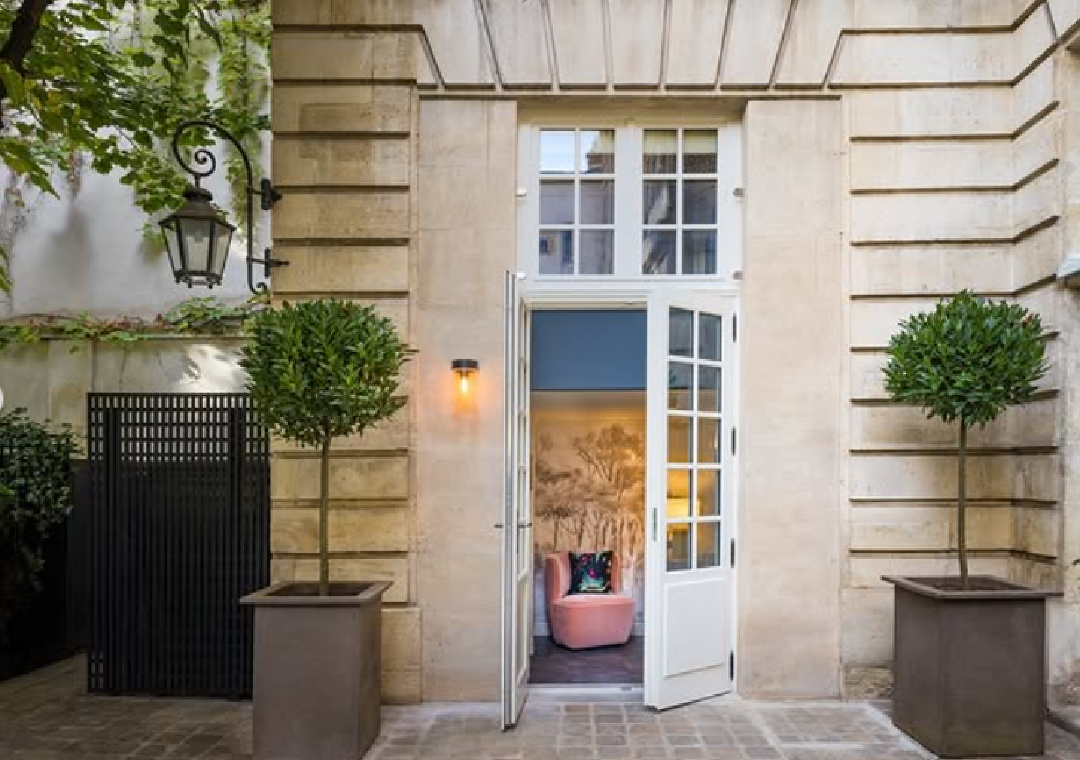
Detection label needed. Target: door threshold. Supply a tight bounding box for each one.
[527,684,643,702]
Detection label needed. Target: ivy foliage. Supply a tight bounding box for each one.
[0,0,270,289]
[240,301,412,449]
[0,294,266,350]
[883,291,1048,428]
[0,409,77,638]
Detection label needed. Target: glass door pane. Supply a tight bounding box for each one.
[665,306,723,572]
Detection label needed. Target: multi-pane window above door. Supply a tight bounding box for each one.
[539,129,616,275]
[642,130,719,276]
[526,124,741,280]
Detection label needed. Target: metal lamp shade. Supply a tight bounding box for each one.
[160,186,236,288]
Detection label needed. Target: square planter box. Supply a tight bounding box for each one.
[241,581,391,760]
[883,575,1059,758]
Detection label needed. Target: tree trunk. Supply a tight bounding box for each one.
[957,422,969,589]
[319,433,332,596]
[0,0,55,123]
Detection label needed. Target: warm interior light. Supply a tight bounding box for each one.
[451,359,478,397]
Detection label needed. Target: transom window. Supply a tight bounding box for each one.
[539,130,616,275]
[642,130,719,276]
[522,124,741,281]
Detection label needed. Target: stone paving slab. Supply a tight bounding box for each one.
[3,660,1080,760]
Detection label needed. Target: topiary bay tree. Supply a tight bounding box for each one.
[240,299,410,596]
[883,290,1047,589]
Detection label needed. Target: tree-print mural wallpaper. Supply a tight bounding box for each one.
[532,400,646,636]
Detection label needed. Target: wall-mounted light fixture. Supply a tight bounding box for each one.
[161,119,286,294]
[452,359,479,395]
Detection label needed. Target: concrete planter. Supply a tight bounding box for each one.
[883,575,1059,758]
[241,581,391,760]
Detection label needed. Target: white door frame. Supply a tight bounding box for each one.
[504,281,740,710]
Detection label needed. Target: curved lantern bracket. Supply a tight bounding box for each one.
[167,119,287,294]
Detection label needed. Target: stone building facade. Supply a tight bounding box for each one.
[268,0,1080,704]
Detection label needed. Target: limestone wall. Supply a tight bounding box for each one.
[268,10,421,702]
[269,0,1080,702]
[740,99,844,698]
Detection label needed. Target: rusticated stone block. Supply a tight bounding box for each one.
[273,32,417,82]
[273,191,409,241]
[272,245,410,295]
[274,138,410,187]
[272,85,412,134]
[383,607,422,703]
[273,409,409,454]
[271,0,410,26]
[271,505,409,553]
[272,455,409,501]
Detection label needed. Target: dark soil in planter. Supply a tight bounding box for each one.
[907,576,1031,592]
[266,582,379,598]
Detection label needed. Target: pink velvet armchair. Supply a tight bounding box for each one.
[545,553,634,650]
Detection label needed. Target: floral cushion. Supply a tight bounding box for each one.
[568,551,613,594]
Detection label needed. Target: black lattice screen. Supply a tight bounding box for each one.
[87,393,270,697]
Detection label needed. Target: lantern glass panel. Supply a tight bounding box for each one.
[210,223,233,281]
[180,218,214,274]
[161,219,182,276]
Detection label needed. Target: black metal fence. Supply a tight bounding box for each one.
[87,393,270,697]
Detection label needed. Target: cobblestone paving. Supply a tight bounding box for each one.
[4,659,1080,760]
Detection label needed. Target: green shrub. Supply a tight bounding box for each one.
[883,291,1047,587]
[0,410,78,638]
[240,300,410,595]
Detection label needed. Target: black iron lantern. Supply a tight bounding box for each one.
[160,185,236,288]
[162,119,285,294]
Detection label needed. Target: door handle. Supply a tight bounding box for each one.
[517,522,532,529]
[494,522,504,529]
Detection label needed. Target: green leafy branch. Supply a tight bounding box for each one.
[0,293,267,351]
[0,407,77,638]
[0,0,271,288]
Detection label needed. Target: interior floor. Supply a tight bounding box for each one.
[529,636,644,685]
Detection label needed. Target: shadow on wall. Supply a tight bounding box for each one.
[94,342,247,394]
[532,396,645,636]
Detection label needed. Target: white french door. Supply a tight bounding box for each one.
[644,292,737,709]
[501,271,532,729]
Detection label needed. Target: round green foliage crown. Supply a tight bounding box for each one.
[883,291,1048,427]
[240,300,410,447]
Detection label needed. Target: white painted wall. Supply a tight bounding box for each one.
[0,134,271,319]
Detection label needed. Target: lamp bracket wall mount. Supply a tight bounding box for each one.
[171,119,288,294]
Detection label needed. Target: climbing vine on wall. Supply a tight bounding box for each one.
[0,0,272,288]
[0,293,267,351]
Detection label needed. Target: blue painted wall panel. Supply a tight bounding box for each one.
[530,309,646,391]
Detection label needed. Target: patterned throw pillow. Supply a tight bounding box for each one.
[569,551,614,594]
